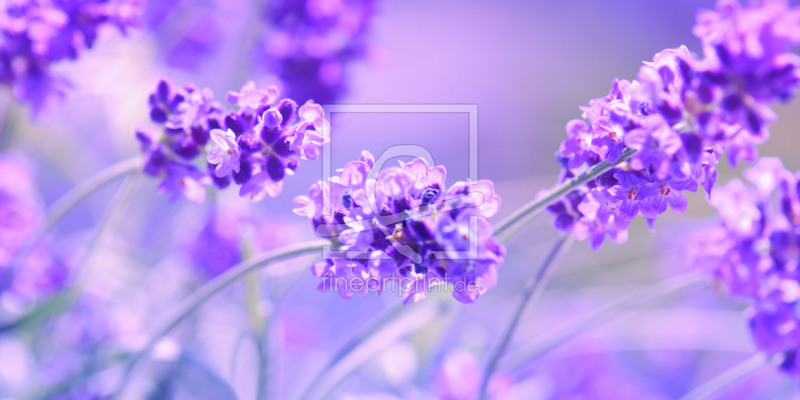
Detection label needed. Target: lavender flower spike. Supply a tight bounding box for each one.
[689,157,800,376]
[135,77,329,203]
[543,0,800,250]
[294,151,505,304]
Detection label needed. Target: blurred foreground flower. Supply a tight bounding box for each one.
[689,157,800,376]
[544,0,800,250]
[260,0,380,104]
[143,0,243,70]
[186,209,297,279]
[0,0,142,113]
[0,155,69,306]
[135,78,328,203]
[294,151,504,304]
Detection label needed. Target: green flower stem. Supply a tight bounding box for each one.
[478,234,573,400]
[113,239,329,398]
[679,353,771,400]
[493,148,636,243]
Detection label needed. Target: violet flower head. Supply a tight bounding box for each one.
[688,157,800,375]
[0,0,143,112]
[543,0,800,250]
[294,151,504,304]
[261,0,380,104]
[134,77,329,203]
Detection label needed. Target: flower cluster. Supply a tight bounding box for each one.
[261,0,379,104]
[0,0,142,112]
[293,151,504,304]
[545,0,800,250]
[135,78,328,203]
[689,157,800,375]
[0,156,69,305]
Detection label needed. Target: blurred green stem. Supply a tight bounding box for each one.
[242,238,269,400]
[679,353,771,400]
[1,172,141,337]
[6,156,141,280]
[44,156,142,231]
[74,171,142,266]
[113,239,329,399]
[478,234,573,400]
[493,148,636,242]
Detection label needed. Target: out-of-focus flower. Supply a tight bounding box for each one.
[434,350,482,400]
[515,350,671,400]
[260,0,380,104]
[143,0,244,71]
[544,0,800,250]
[135,77,328,203]
[293,151,504,304]
[185,210,299,279]
[689,157,800,376]
[185,211,243,279]
[0,0,143,112]
[433,349,520,400]
[0,155,69,304]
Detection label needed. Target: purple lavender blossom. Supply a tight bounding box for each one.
[0,0,142,112]
[206,128,241,178]
[689,157,800,376]
[294,152,504,304]
[260,0,380,104]
[135,78,328,202]
[544,0,800,250]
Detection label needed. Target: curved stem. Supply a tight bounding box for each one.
[493,148,636,242]
[113,239,329,398]
[301,299,450,400]
[679,353,771,400]
[4,156,142,289]
[75,172,142,266]
[506,271,704,375]
[478,235,573,400]
[44,156,142,230]
[295,301,407,400]
[1,173,141,336]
